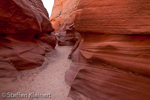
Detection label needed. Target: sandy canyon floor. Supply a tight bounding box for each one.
[4,45,73,100]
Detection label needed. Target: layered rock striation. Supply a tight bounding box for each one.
[65,0,150,100]
[0,0,56,95]
[50,0,80,46]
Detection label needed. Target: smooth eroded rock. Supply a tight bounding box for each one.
[66,0,150,100]
[0,0,56,96]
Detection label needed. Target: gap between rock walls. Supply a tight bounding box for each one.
[1,0,150,100]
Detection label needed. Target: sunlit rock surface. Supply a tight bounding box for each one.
[50,0,80,46]
[0,0,56,96]
[65,0,150,100]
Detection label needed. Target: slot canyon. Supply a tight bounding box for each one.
[0,0,150,100]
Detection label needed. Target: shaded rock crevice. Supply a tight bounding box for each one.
[50,0,81,46]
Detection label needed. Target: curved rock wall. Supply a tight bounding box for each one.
[0,0,56,70]
[50,0,80,46]
[0,0,56,95]
[65,0,150,100]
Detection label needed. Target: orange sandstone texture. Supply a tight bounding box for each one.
[0,0,56,96]
[65,0,150,100]
[50,0,80,46]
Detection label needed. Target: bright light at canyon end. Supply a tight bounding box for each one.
[42,0,54,17]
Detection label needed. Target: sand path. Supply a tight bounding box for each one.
[10,45,73,100]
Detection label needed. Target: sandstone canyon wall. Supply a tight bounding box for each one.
[50,0,80,46]
[0,0,56,95]
[65,0,150,100]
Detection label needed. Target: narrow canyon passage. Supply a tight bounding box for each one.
[12,45,73,100]
[0,0,150,100]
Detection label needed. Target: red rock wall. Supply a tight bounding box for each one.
[66,0,150,100]
[50,0,80,46]
[0,0,56,95]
